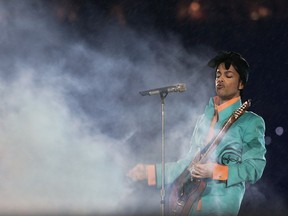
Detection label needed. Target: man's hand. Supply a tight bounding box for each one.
[191,163,215,179]
[127,163,147,181]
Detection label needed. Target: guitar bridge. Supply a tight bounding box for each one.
[176,200,185,207]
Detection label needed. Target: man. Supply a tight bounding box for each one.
[127,51,266,216]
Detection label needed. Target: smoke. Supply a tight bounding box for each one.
[0,1,286,215]
[0,71,128,214]
[0,1,217,215]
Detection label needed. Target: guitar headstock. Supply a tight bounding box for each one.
[231,99,251,122]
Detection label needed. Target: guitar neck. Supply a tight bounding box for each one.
[192,99,251,165]
[198,118,232,163]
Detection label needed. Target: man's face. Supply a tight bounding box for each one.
[215,63,244,103]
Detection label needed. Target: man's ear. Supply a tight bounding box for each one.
[239,80,244,90]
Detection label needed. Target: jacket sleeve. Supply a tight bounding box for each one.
[227,114,266,187]
[154,115,204,188]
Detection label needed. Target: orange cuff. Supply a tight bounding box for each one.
[197,198,202,211]
[146,164,156,186]
[213,164,228,181]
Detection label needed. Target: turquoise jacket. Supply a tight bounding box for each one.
[155,97,266,215]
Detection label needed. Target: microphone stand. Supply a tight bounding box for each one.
[160,91,168,216]
[140,84,186,216]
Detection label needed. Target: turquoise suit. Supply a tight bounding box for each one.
[155,97,266,215]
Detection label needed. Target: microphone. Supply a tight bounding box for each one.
[139,83,186,96]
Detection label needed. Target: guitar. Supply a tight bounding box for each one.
[167,100,251,215]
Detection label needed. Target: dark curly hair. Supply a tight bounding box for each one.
[207,51,249,87]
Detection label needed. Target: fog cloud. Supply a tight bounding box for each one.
[0,1,216,215]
